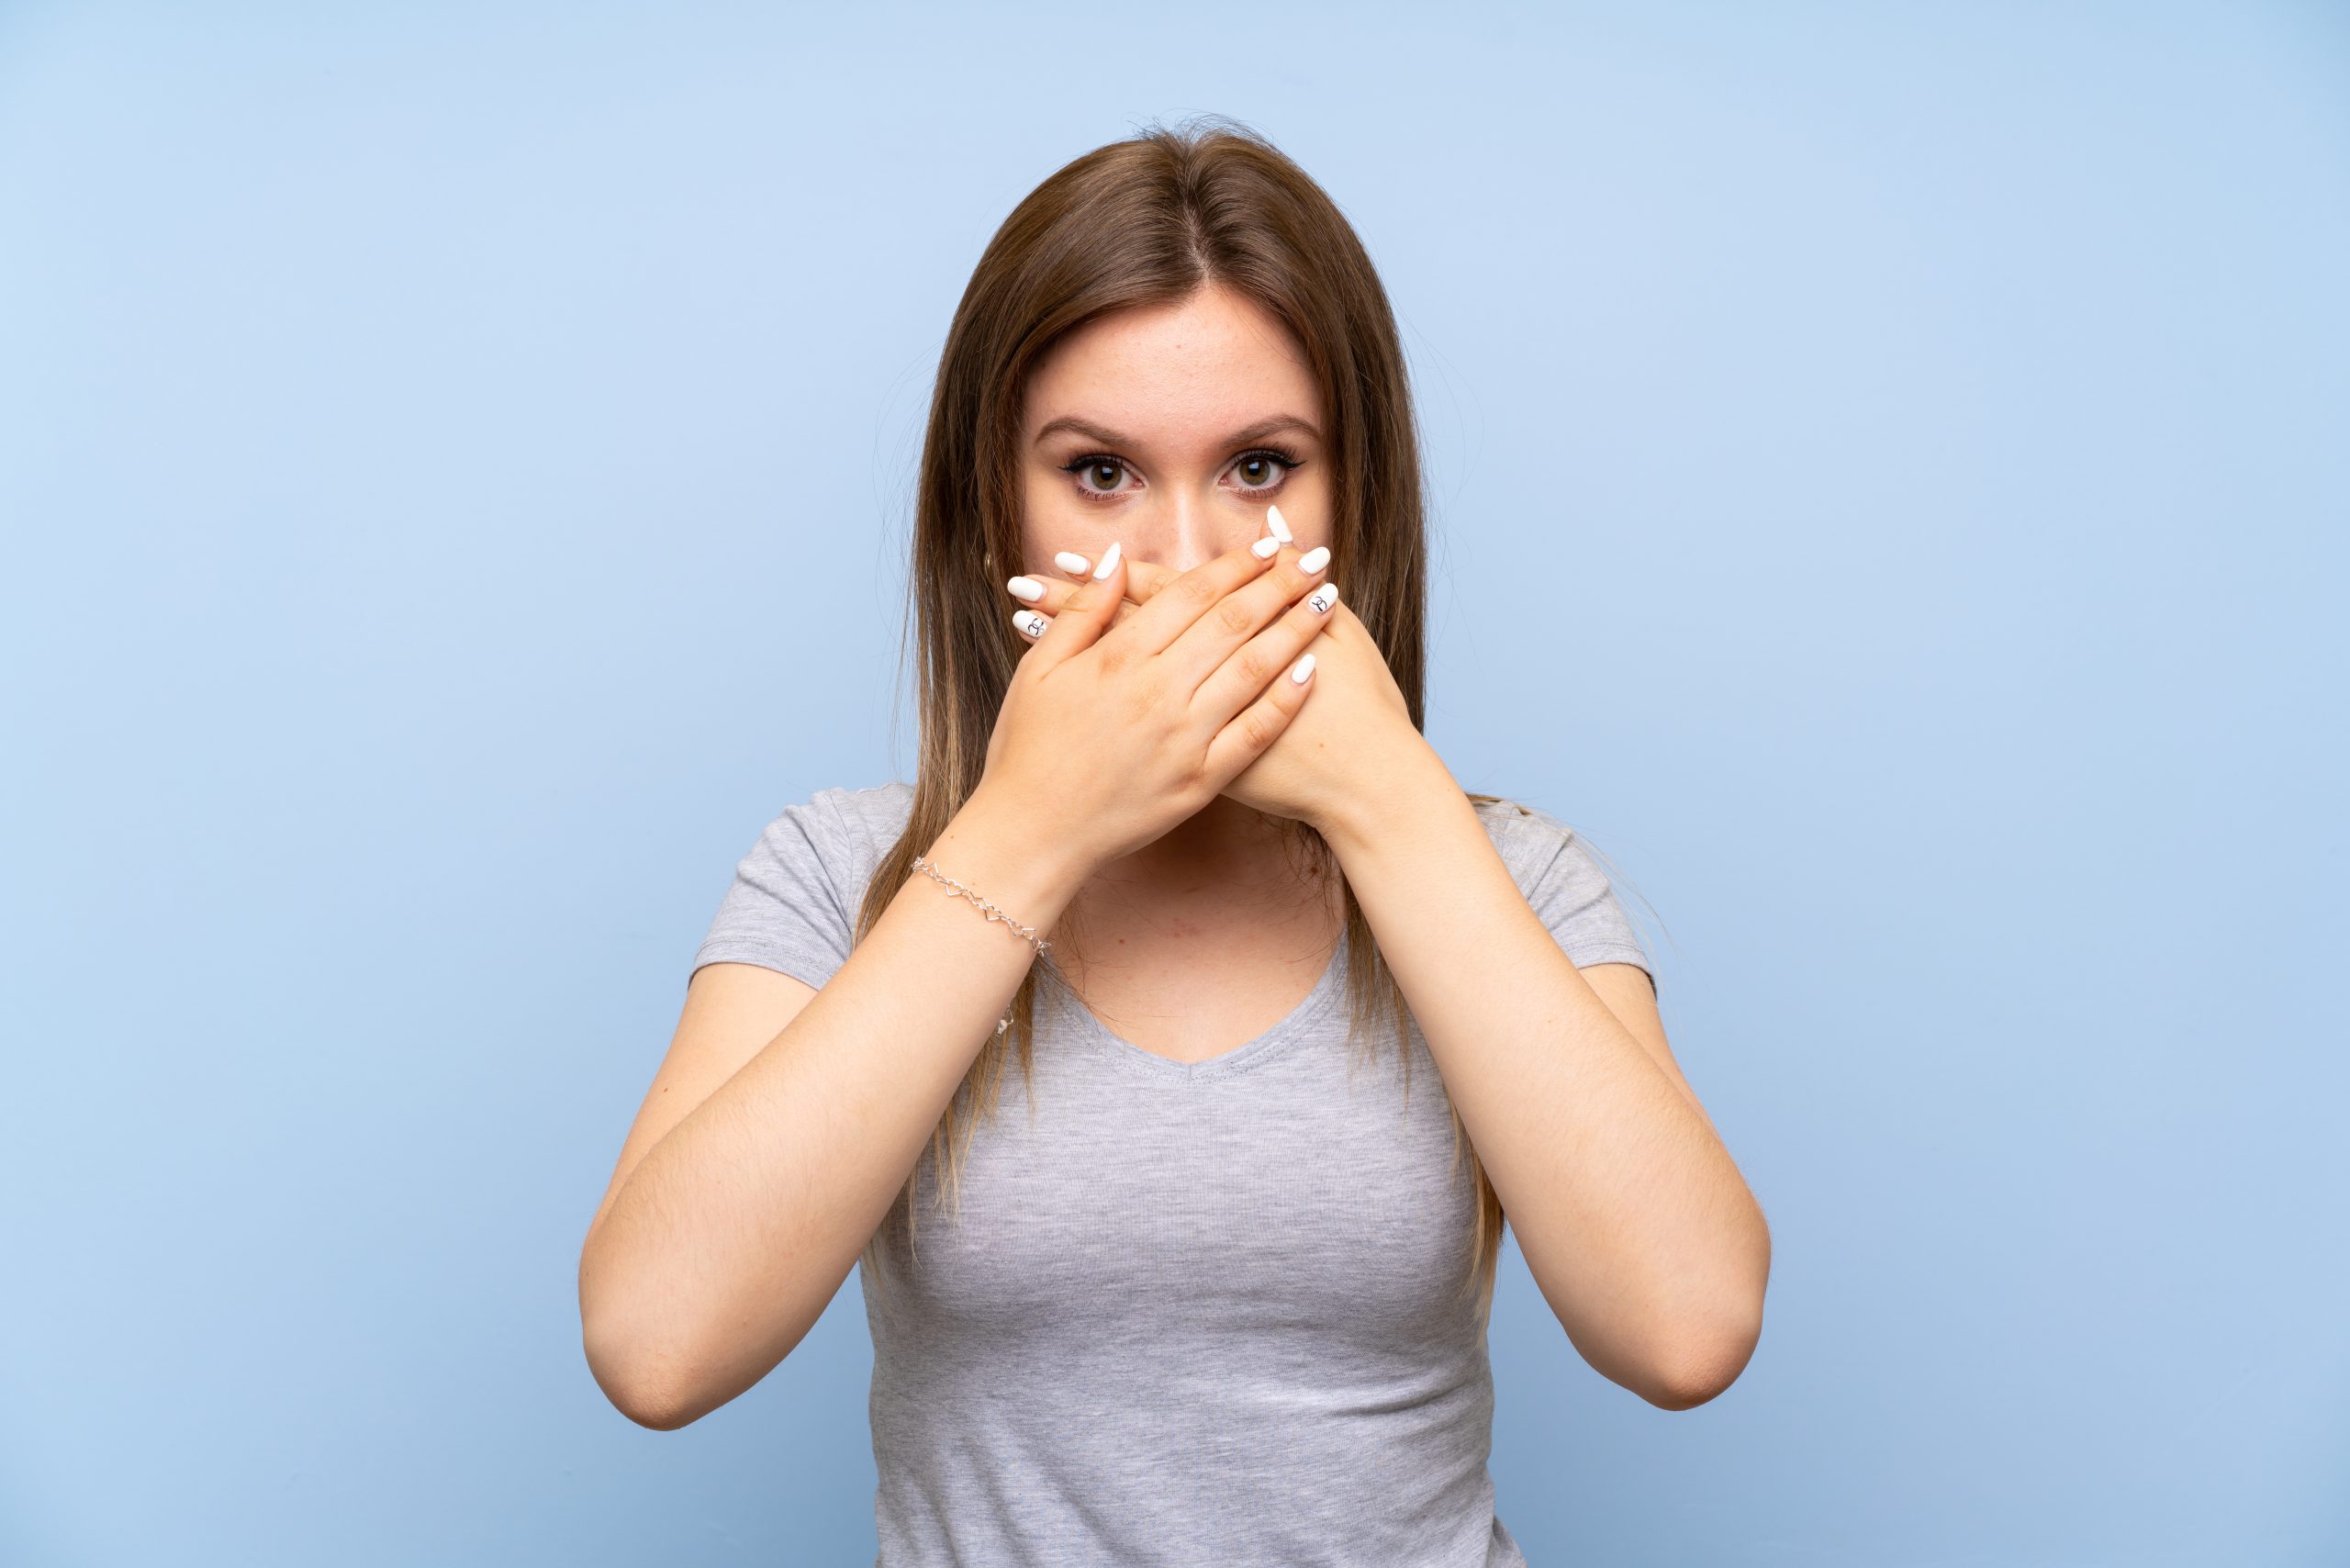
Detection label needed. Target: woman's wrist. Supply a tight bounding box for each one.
[1310,740,1458,858]
[927,783,1098,944]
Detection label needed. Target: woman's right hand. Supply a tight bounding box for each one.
[977,537,1334,874]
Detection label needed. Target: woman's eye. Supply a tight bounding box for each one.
[1230,452,1296,492]
[1063,450,1298,501]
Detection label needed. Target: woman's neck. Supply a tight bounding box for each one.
[1057,794,1343,961]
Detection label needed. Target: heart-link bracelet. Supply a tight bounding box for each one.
[911,854,1051,1038]
[911,855,1054,958]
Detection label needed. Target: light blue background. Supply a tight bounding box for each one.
[4,2,2344,1563]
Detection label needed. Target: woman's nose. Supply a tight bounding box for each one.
[1155,487,1228,575]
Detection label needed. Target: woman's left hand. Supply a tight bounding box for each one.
[1002,547,1431,837]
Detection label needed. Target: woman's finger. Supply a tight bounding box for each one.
[1009,546,1282,620]
[1006,549,1197,642]
[1011,597,1141,642]
[1014,541,1127,669]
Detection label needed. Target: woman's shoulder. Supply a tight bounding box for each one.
[1467,792,1581,848]
[787,779,913,876]
[1465,791,1653,979]
[1465,791,1626,901]
[806,778,914,827]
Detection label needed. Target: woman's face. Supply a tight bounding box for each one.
[1019,283,1329,580]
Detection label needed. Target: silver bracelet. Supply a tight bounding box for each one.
[911,855,1054,958]
[912,854,1050,1039]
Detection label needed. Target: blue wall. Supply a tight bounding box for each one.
[4,1,2344,1562]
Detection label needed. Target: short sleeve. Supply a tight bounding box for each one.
[689,790,862,993]
[1481,800,1656,995]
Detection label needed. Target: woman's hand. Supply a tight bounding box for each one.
[1000,539,1425,842]
[978,538,1339,874]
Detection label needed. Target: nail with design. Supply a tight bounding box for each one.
[1014,609,1050,639]
[1306,583,1337,615]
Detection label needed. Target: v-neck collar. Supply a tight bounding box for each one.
[1042,926,1352,1082]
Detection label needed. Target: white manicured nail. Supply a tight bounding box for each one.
[1266,504,1293,543]
[1053,551,1091,576]
[1298,544,1329,574]
[1092,540,1122,579]
[1289,650,1316,684]
[1251,535,1281,559]
[1307,583,1337,614]
[1014,610,1049,639]
[1008,576,1045,602]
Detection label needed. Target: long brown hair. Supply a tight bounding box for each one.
[854,117,1524,1330]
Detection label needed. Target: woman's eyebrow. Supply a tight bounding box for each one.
[1030,415,1322,449]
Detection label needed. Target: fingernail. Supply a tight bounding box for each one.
[1307,583,1337,614]
[1053,551,1091,576]
[1251,535,1281,559]
[1008,576,1045,602]
[1092,540,1122,579]
[1266,504,1293,543]
[1298,544,1329,575]
[1014,610,1049,639]
[1289,650,1316,684]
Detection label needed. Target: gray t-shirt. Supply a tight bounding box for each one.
[693,780,1653,1567]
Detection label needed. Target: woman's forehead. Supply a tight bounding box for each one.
[1024,287,1319,448]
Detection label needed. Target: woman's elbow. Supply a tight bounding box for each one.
[1639,1305,1764,1410]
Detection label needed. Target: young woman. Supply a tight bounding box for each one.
[580,120,1769,1565]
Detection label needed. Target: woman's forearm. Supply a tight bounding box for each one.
[1317,753,1767,1407]
[579,787,1087,1427]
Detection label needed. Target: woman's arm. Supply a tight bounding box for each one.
[577,786,1088,1429]
[1317,750,1769,1411]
